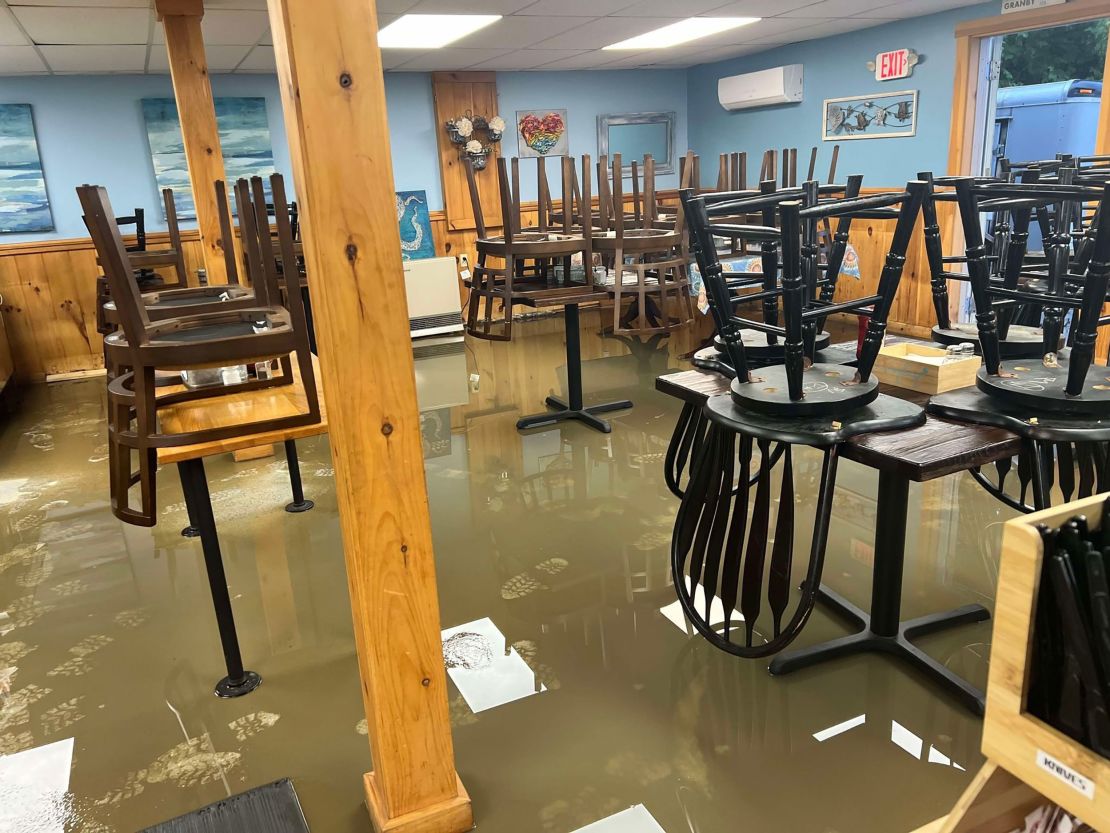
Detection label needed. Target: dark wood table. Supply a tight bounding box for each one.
[656,368,1022,714]
[516,289,632,434]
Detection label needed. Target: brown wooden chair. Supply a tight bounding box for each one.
[594,153,693,336]
[98,183,261,340]
[80,174,318,526]
[464,155,590,341]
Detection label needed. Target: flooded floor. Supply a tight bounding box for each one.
[0,310,1017,833]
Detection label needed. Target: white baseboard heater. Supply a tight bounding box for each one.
[403,256,464,339]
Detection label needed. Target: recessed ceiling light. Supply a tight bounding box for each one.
[378,14,501,49]
[603,17,760,50]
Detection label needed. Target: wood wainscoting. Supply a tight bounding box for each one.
[0,186,939,383]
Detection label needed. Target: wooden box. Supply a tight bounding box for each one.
[981,495,1110,831]
[873,343,980,395]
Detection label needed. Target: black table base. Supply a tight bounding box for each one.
[176,438,312,698]
[517,302,632,434]
[769,468,989,716]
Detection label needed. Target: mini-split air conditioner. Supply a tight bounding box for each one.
[402,255,464,339]
[718,64,804,111]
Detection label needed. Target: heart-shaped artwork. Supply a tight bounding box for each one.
[517,110,566,156]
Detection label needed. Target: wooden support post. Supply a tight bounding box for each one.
[156,0,232,285]
[266,1,472,832]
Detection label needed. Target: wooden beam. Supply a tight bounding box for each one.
[955,0,1110,38]
[266,1,472,832]
[157,1,232,285]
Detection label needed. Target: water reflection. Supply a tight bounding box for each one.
[0,309,1009,833]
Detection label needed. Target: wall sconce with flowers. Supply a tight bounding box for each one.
[445,110,504,171]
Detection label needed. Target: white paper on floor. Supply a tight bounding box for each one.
[572,804,667,833]
[441,617,545,713]
[0,737,75,833]
[658,576,742,634]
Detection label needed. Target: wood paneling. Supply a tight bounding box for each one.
[432,72,502,233]
[0,186,940,382]
[0,231,206,382]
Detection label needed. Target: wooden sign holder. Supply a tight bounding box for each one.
[912,493,1110,832]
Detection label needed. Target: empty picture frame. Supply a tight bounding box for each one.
[597,112,676,175]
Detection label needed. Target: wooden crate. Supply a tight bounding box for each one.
[978,493,1110,830]
[873,343,980,394]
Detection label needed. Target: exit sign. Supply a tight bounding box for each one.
[874,49,914,81]
[1002,0,1066,13]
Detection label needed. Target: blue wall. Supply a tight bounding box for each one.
[0,74,292,242]
[0,67,687,241]
[496,69,688,200]
[0,72,442,242]
[686,2,997,187]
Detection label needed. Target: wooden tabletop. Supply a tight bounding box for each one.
[157,355,327,464]
[655,368,1022,483]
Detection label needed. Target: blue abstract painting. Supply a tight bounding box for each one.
[396,190,435,260]
[0,104,53,234]
[141,97,277,219]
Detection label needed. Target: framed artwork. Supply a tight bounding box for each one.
[396,190,435,260]
[141,96,277,219]
[822,89,917,141]
[516,110,568,158]
[0,104,53,234]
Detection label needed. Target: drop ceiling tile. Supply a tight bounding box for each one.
[392,47,516,70]
[783,16,890,41]
[153,9,270,45]
[533,50,631,70]
[890,0,981,13]
[0,7,29,46]
[705,0,821,14]
[469,48,589,70]
[610,0,736,15]
[382,48,419,69]
[7,0,148,6]
[39,44,146,72]
[722,15,836,43]
[448,15,592,49]
[517,0,638,15]
[0,45,48,73]
[376,0,421,12]
[781,0,900,16]
[148,44,251,72]
[407,0,539,13]
[200,0,269,8]
[237,44,276,72]
[259,26,272,45]
[530,16,679,50]
[13,6,150,45]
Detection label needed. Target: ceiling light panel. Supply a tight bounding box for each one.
[604,17,760,50]
[378,14,501,48]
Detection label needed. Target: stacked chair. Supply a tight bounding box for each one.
[81,173,318,526]
[593,152,693,336]
[93,188,192,338]
[669,178,927,658]
[463,151,697,341]
[463,154,593,341]
[926,163,1110,511]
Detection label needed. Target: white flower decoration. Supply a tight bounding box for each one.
[488,115,505,132]
[466,139,484,154]
[455,117,474,137]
